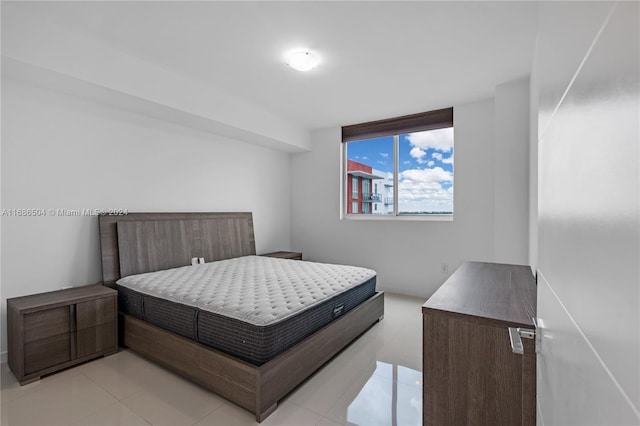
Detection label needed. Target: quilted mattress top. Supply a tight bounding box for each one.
[116,255,376,326]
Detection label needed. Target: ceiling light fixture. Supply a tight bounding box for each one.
[287,50,319,72]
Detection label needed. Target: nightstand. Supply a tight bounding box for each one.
[7,284,118,385]
[261,251,303,260]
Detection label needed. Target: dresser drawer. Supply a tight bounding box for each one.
[24,307,70,343]
[24,333,71,374]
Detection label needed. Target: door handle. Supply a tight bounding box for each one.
[509,327,535,354]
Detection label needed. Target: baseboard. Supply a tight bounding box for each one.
[1,351,7,364]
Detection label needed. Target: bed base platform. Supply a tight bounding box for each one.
[121,291,385,422]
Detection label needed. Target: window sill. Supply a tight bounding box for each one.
[342,214,453,222]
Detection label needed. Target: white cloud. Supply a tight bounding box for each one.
[406,127,453,152]
[442,155,453,165]
[427,160,435,167]
[398,182,453,212]
[380,153,389,158]
[409,146,427,164]
[403,160,411,165]
[400,167,452,183]
[397,166,453,212]
[432,152,443,161]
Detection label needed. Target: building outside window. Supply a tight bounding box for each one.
[346,160,390,215]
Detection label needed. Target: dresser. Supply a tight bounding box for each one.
[8,284,118,385]
[422,261,536,426]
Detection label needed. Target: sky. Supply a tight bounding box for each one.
[347,128,454,213]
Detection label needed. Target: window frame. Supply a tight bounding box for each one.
[341,107,454,221]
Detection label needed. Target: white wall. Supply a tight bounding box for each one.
[2,3,310,153]
[529,47,539,275]
[494,78,530,265]
[291,84,530,299]
[534,1,639,424]
[0,78,293,358]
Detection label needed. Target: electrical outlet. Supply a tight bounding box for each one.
[191,257,198,265]
[441,263,449,274]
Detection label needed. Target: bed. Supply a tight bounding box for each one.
[98,212,384,422]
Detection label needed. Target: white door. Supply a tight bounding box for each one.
[534,2,639,424]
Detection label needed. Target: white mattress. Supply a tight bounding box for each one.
[116,255,377,326]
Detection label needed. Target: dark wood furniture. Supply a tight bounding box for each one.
[100,212,257,284]
[98,212,383,422]
[7,284,118,385]
[261,251,303,260]
[422,261,536,426]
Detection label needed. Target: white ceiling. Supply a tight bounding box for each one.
[12,1,539,130]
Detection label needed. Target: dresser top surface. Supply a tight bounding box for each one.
[423,261,536,327]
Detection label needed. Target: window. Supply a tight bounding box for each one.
[352,202,358,213]
[342,108,453,218]
[352,176,359,199]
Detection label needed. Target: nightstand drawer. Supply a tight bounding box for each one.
[24,307,70,343]
[24,334,71,374]
[77,322,116,358]
[77,297,115,330]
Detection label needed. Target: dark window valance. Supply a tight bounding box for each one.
[342,107,453,142]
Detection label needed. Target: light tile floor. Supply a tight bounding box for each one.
[1,293,424,426]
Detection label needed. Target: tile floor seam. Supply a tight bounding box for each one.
[290,396,330,418]
[69,399,122,426]
[1,368,78,406]
[79,368,127,402]
[119,392,156,425]
[189,401,226,426]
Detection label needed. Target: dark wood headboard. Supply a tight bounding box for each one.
[99,212,256,284]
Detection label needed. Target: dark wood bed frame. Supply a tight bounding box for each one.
[98,212,384,422]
